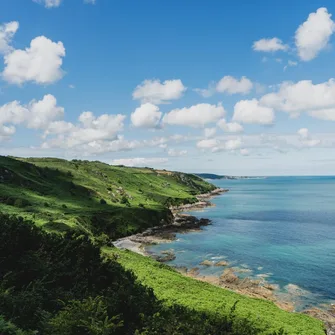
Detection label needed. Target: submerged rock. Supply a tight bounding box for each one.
[214,260,229,267]
[153,250,176,262]
[200,260,214,266]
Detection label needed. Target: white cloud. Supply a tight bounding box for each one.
[84,0,96,4]
[233,99,275,125]
[308,108,335,121]
[43,120,74,138]
[110,157,168,167]
[193,82,216,98]
[197,138,220,150]
[69,84,75,89]
[297,128,309,139]
[204,127,217,138]
[217,119,243,133]
[240,148,249,156]
[216,76,253,95]
[0,94,63,139]
[195,76,253,98]
[260,79,335,118]
[297,128,321,147]
[132,79,186,104]
[131,103,162,128]
[27,94,64,129]
[33,0,62,8]
[295,7,335,61]
[224,138,242,151]
[42,110,126,150]
[167,148,187,157]
[252,37,289,52]
[163,103,225,127]
[3,36,65,85]
[0,21,19,54]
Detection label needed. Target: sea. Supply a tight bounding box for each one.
[146,176,335,311]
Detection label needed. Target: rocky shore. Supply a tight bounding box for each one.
[112,187,335,333]
[113,188,226,255]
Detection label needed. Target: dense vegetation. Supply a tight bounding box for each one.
[0,213,302,335]
[0,156,215,239]
[104,248,325,335]
[0,156,325,334]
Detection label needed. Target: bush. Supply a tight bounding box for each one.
[44,202,50,207]
[62,204,67,209]
[100,199,107,205]
[121,196,130,206]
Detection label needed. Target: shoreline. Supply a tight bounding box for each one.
[112,187,335,331]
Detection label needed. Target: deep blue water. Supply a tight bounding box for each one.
[147,176,335,311]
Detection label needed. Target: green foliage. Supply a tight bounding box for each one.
[100,199,107,205]
[0,315,35,335]
[46,297,123,335]
[105,248,325,335]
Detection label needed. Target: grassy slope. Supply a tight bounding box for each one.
[105,248,325,335]
[0,156,215,238]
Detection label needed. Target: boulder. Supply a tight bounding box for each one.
[200,260,214,266]
[220,268,239,284]
[214,260,229,267]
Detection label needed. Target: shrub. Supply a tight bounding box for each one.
[62,204,67,209]
[100,199,107,205]
[44,202,50,207]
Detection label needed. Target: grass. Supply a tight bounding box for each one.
[0,156,215,238]
[104,248,325,335]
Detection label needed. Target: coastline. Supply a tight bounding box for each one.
[112,187,335,332]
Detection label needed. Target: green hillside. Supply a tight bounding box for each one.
[0,156,215,238]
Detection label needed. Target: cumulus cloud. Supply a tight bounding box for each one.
[131,103,162,128]
[295,7,335,61]
[195,76,253,97]
[0,21,19,54]
[0,94,64,139]
[132,79,186,104]
[110,157,168,167]
[163,103,225,127]
[167,148,187,157]
[260,79,335,119]
[3,36,65,85]
[216,76,253,95]
[233,99,275,125]
[252,37,289,52]
[217,119,243,133]
[33,0,62,8]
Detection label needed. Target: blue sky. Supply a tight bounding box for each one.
[1,0,335,175]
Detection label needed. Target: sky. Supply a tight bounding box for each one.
[2,1,335,175]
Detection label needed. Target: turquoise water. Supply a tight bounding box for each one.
[147,177,335,311]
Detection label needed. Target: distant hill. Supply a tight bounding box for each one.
[195,173,257,180]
